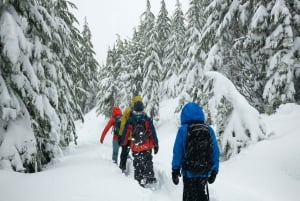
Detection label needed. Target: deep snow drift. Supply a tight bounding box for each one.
[0,99,299,201]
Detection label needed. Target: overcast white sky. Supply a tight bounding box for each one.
[70,0,188,65]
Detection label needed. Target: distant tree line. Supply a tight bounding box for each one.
[97,0,300,117]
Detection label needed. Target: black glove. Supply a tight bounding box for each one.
[208,170,218,184]
[154,146,159,154]
[172,169,181,185]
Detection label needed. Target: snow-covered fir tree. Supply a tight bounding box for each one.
[201,0,300,114]
[138,0,155,47]
[202,0,266,112]
[113,37,133,109]
[77,18,99,114]
[97,35,139,116]
[162,0,186,98]
[263,0,300,113]
[178,0,205,100]
[204,0,241,75]
[156,0,171,73]
[142,31,161,120]
[0,0,84,172]
[0,2,41,172]
[48,0,84,148]
[140,0,161,119]
[228,1,269,113]
[96,47,117,118]
[128,28,145,97]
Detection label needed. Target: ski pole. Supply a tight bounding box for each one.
[206,183,210,201]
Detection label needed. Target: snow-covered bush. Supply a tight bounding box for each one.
[199,71,267,159]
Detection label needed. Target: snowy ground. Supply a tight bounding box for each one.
[0,99,300,201]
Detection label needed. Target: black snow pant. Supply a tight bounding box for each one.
[119,141,131,171]
[182,177,208,201]
[132,149,156,185]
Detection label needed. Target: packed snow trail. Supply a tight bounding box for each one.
[0,101,300,201]
[71,106,185,201]
[73,102,300,201]
[0,106,183,201]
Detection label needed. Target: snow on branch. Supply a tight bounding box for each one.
[200,71,267,159]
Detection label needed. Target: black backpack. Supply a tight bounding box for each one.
[131,116,149,145]
[113,116,122,135]
[182,123,213,174]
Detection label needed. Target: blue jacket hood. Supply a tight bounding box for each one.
[181,102,205,124]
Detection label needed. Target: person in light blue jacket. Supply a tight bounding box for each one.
[172,102,220,201]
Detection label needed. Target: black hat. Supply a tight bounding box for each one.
[134,101,144,112]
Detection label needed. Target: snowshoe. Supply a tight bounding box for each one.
[143,178,159,190]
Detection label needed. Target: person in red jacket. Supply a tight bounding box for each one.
[119,101,159,187]
[100,106,123,164]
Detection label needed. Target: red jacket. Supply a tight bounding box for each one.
[100,106,122,143]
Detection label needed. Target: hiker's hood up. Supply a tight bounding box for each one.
[180,102,205,124]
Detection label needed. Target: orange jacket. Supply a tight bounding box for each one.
[100,106,122,143]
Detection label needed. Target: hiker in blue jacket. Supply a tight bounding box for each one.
[172,102,220,201]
